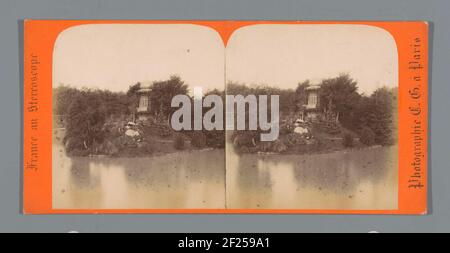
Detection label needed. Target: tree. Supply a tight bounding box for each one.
[150,75,189,119]
[227,81,297,114]
[126,82,141,114]
[295,80,310,111]
[319,74,361,126]
[53,84,79,115]
[64,91,106,153]
[127,82,141,97]
[369,87,397,145]
[62,88,131,155]
[353,87,397,146]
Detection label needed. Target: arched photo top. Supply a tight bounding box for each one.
[53,24,225,93]
[226,24,398,95]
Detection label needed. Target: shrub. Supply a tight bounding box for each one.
[139,141,154,154]
[271,140,288,153]
[113,135,137,149]
[191,131,207,148]
[232,131,258,148]
[359,127,375,146]
[68,149,90,156]
[99,140,119,156]
[174,135,185,150]
[205,130,225,148]
[283,132,306,147]
[63,136,85,154]
[342,133,354,147]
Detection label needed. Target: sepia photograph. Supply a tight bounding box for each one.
[52,24,226,209]
[225,25,399,210]
[51,23,398,210]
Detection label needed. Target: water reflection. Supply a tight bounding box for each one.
[53,144,226,209]
[53,143,397,210]
[226,145,398,210]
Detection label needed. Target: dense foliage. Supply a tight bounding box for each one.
[317,74,397,145]
[342,133,354,148]
[54,74,397,156]
[54,76,219,156]
[53,86,131,155]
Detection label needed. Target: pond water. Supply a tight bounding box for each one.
[53,144,397,210]
[52,144,226,209]
[226,145,398,210]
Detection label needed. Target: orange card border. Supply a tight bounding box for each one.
[23,20,428,214]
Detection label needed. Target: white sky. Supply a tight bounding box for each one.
[227,24,398,95]
[53,24,225,93]
[53,24,397,95]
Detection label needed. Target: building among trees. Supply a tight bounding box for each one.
[135,81,153,121]
[301,83,321,121]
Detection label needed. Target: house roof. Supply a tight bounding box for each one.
[305,84,321,90]
[137,81,152,93]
